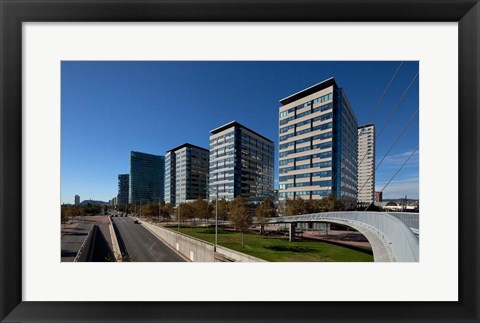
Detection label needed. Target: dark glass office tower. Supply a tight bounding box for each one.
[209,121,274,201]
[117,174,129,206]
[165,143,209,206]
[129,151,165,204]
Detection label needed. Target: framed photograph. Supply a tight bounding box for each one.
[1,0,479,322]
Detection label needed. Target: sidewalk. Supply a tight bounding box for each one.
[255,226,372,249]
[302,230,371,249]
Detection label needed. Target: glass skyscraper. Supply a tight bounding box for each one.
[165,151,176,205]
[165,143,209,206]
[117,174,129,206]
[209,121,274,201]
[278,77,358,206]
[129,151,165,204]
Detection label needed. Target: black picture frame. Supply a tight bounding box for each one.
[1,0,479,322]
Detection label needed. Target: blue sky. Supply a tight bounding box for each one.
[61,61,419,204]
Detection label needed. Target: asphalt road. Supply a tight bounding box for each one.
[113,217,185,262]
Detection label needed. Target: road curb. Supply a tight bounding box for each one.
[108,216,122,262]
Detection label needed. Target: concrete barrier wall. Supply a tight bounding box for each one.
[141,221,215,262]
[216,245,266,262]
[108,217,122,261]
[141,220,265,262]
[73,225,96,262]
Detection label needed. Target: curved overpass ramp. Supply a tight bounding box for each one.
[267,212,419,262]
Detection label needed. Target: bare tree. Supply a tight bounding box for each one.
[191,199,212,226]
[309,195,345,212]
[139,203,160,220]
[228,198,252,246]
[216,199,230,222]
[286,196,310,216]
[178,202,195,226]
[255,199,276,234]
[162,203,174,220]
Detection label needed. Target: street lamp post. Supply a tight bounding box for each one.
[215,187,218,250]
[177,203,180,232]
[208,182,219,252]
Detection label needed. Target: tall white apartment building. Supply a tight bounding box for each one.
[278,78,358,206]
[357,124,375,206]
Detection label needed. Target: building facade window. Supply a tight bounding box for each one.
[165,144,209,206]
[209,121,274,201]
[129,151,165,204]
[278,78,358,207]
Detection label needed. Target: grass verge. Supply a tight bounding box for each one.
[167,226,373,262]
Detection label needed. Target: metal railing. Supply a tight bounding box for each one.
[268,212,419,262]
[387,212,419,234]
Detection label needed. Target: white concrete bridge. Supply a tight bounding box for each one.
[267,212,419,262]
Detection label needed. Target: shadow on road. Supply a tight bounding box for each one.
[61,250,78,257]
[90,227,116,262]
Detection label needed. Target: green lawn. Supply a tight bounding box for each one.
[168,226,373,262]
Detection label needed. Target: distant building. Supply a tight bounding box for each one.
[108,196,118,207]
[375,191,383,202]
[117,174,129,206]
[165,143,209,206]
[74,195,80,206]
[357,124,375,206]
[278,77,358,206]
[129,151,165,204]
[209,121,274,201]
[375,200,418,212]
[78,199,108,206]
[273,189,280,211]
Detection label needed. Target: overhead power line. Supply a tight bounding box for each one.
[365,61,404,123]
[376,70,419,139]
[374,107,419,171]
[359,106,419,197]
[380,145,419,193]
[351,70,418,210]
[358,108,418,211]
[328,62,405,201]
